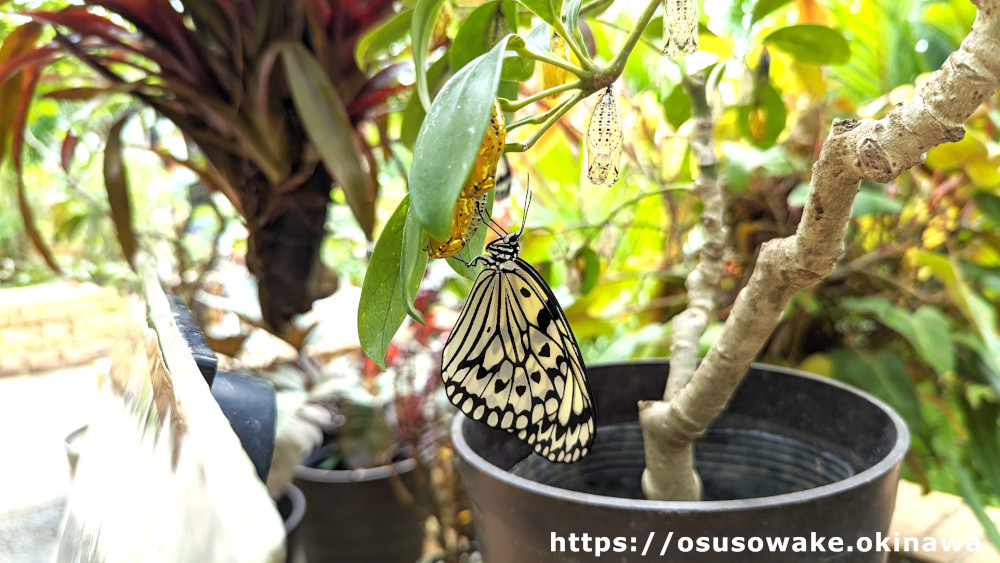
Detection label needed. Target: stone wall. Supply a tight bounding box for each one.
[0,283,126,376]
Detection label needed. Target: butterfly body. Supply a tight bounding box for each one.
[442,231,596,463]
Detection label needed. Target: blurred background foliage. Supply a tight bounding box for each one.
[2,0,999,547]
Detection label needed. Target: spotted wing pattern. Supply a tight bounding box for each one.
[442,258,595,463]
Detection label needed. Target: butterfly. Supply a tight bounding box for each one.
[441,193,595,463]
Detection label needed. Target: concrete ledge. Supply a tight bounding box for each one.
[0,283,125,376]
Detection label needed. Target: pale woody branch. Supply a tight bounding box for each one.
[639,0,1000,501]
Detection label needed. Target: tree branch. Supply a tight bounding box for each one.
[638,0,1000,501]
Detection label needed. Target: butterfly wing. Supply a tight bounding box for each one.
[442,259,595,463]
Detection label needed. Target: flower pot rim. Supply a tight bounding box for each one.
[294,456,417,483]
[280,483,307,534]
[452,360,910,511]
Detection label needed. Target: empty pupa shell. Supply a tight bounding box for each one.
[586,88,624,186]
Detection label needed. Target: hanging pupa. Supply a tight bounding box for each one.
[662,0,698,58]
[586,87,624,187]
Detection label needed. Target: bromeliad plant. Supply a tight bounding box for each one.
[1,0,408,332]
[358,0,1000,542]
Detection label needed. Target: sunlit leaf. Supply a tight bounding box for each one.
[853,187,904,216]
[282,44,376,239]
[520,0,565,28]
[355,9,413,69]
[751,0,794,26]
[842,297,954,377]
[359,197,424,369]
[974,192,1000,226]
[399,204,428,323]
[663,82,692,130]
[410,36,512,239]
[764,25,850,66]
[412,0,448,110]
[104,112,138,267]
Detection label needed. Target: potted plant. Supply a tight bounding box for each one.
[247,281,472,563]
[4,0,408,332]
[356,0,1000,560]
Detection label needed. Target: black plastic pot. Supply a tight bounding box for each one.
[454,361,909,562]
[293,457,425,563]
[278,483,307,563]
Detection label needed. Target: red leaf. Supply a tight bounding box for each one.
[61,132,79,173]
[22,7,130,39]
[0,45,61,85]
[345,62,412,121]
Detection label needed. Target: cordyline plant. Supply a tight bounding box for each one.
[0,0,408,331]
[359,0,1000,512]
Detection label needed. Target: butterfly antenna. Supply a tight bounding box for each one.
[519,178,532,235]
[452,250,472,268]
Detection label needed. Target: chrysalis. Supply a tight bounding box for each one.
[542,33,573,90]
[427,98,506,259]
[586,87,624,187]
[662,0,698,58]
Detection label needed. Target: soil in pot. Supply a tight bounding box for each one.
[455,361,909,562]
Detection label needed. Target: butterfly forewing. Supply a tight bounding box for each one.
[443,244,595,463]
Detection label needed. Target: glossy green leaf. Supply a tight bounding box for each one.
[974,192,1000,226]
[751,0,794,26]
[451,1,513,71]
[764,25,850,66]
[959,288,1000,394]
[950,459,1000,549]
[664,82,692,130]
[829,349,925,432]
[521,0,565,28]
[575,245,600,295]
[354,9,413,69]
[282,44,376,239]
[104,112,138,267]
[410,35,512,239]
[359,197,425,369]
[843,297,955,377]
[736,81,786,148]
[853,187,904,216]
[400,55,450,151]
[399,204,429,323]
[412,0,448,110]
[446,188,495,279]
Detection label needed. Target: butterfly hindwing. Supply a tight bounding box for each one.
[443,254,595,463]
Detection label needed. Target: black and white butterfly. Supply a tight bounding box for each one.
[442,194,595,463]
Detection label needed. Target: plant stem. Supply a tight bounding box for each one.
[553,18,593,69]
[500,80,584,112]
[515,45,588,79]
[504,91,585,152]
[602,0,661,80]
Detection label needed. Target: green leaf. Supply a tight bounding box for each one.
[950,459,1000,550]
[750,0,794,26]
[400,55,450,151]
[412,0,448,111]
[664,82,692,130]
[959,288,1000,394]
[451,1,513,71]
[521,0,565,28]
[359,197,425,369]
[104,112,137,267]
[853,187,904,216]
[445,188,495,279]
[958,394,1000,507]
[410,35,512,239]
[575,245,600,295]
[974,192,1000,225]
[354,9,413,69]
[842,297,955,377]
[281,44,376,238]
[829,349,925,432]
[763,25,851,66]
[399,205,429,323]
[736,81,786,148]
